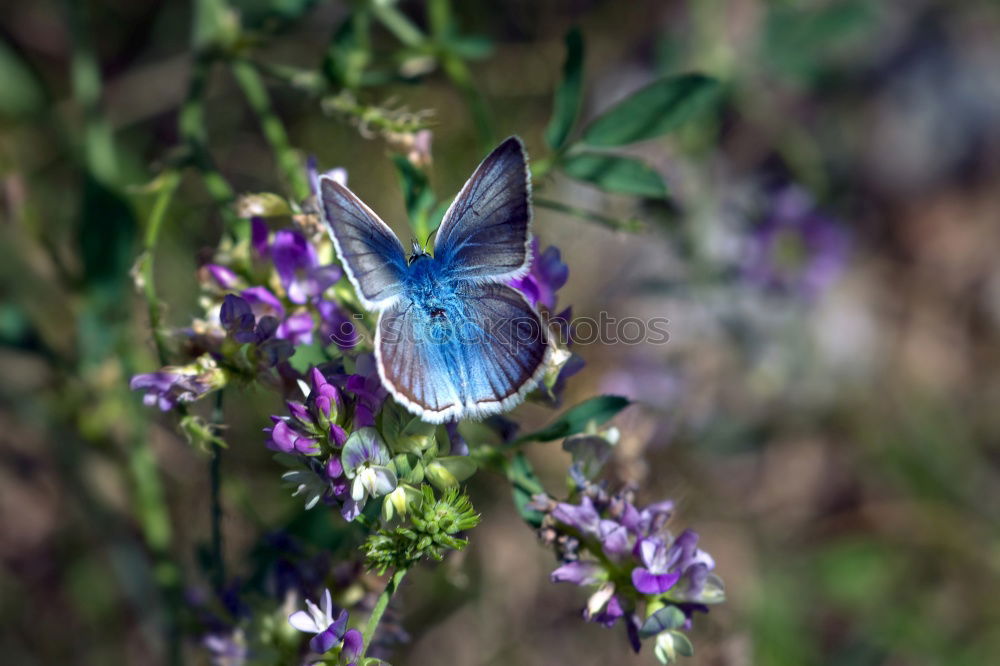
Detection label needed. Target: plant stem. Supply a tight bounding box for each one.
[533,196,643,232]
[361,568,408,658]
[231,59,310,201]
[179,51,238,228]
[140,170,182,366]
[210,390,226,592]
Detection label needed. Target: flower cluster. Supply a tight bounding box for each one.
[534,484,724,663]
[522,428,724,664]
[363,486,480,574]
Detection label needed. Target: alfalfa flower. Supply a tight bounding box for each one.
[508,238,569,311]
[341,427,397,513]
[288,588,363,660]
[130,355,225,411]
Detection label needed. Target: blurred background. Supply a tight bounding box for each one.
[3,0,1000,664]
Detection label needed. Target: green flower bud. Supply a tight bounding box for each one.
[425,456,477,491]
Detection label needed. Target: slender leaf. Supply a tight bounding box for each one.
[544,27,585,150]
[513,395,630,445]
[0,40,44,118]
[562,153,667,198]
[581,74,722,146]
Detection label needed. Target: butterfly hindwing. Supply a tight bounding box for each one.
[433,137,532,283]
[376,283,548,423]
[319,177,408,310]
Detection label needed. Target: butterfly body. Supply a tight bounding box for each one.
[321,137,548,423]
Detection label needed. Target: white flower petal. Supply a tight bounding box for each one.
[289,610,320,633]
[321,589,332,621]
[351,475,367,502]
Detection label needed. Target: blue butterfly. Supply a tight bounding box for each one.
[319,137,549,423]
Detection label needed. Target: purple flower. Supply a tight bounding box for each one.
[508,238,569,310]
[742,185,849,299]
[219,294,294,366]
[251,217,270,259]
[631,538,683,595]
[288,588,363,659]
[630,530,715,597]
[341,354,388,428]
[551,561,605,585]
[220,294,257,342]
[267,419,321,455]
[266,367,346,455]
[271,230,342,304]
[277,311,315,346]
[553,496,601,533]
[130,370,211,411]
[204,263,240,290]
[317,299,357,350]
[240,286,284,320]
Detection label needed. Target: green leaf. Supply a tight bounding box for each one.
[288,341,329,374]
[581,74,722,146]
[513,395,630,445]
[762,2,874,81]
[392,155,437,243]
[544,27,585,150]
[562,153,667,198]
[640,605,686,638]
[0,40,45,118]
[508,452,545,527]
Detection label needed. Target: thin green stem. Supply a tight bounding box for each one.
[140,170,182,366]
[370,2,426,48]
[361,568,408,658]
[231,59,310,201]
[210,390,226,591]
[179,51,238,228]
[533,196,643,232]
[66,0,118,182]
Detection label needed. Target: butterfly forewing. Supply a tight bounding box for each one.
[433,137,532,283]
[319,178,408,310]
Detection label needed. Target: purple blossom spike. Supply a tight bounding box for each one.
[130,370,211,411]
